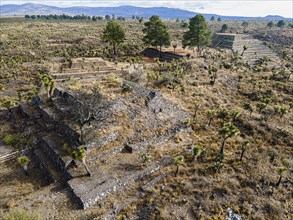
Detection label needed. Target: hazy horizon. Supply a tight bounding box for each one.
[1,0,292,18]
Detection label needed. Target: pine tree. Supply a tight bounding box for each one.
[102,21,125,55]
[221,24,228,33]
[267,21,274,28]
[142,15,171,56]
[241,21,249,32]
[182,14,211,55]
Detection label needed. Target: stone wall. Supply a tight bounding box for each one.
[142,48,184,62]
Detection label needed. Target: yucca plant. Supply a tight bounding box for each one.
[191,145,202,161]
[232,109,242,122]
[71,146,92,177]
[240,140,250,161]
[280,107,288,118]
[276,166,287,187]
[206,109,216,126]
[139,153,151,165]
[17,156,30,176]
[241,45,248,56]
[42,75,54,99]
[256,102,266,113]
[219,122,240,156]
[193,102,201,118]
[288,102,293,110]
[243,103,254,115]
[273,105,282,115]
[174,155,184,177]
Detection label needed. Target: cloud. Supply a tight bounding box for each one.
[1,0,292,17]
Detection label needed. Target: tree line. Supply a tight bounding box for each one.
[24,14,126,21]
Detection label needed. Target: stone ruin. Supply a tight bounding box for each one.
[142,47,184,62]
[212,33,278,63]
[9,57,193,211]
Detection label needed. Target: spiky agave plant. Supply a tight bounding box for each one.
[71,146,92,177]
[17,156,30,176]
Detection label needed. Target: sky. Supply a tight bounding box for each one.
[1,0,293,18]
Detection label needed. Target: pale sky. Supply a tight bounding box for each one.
[1,0,293,18]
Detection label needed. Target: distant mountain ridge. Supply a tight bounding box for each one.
[0,3,292,20]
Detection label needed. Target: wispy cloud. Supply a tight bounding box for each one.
[1,0,292,17]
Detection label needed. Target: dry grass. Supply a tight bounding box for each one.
[0,17,292,219]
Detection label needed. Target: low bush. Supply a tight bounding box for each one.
[4,210,41,220]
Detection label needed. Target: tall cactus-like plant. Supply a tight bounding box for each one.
[193,102,201,118]
[191,145,202,161]
[241,45,248,56]
[280,107,288,118]
[17,156,30,176]
[256,102,266,113]
[174,155,184,177]
[273,105,282,115]
[217,108,229,121]
[240,140,250,161]
[71,146,92,177]
[232,109,242,122]
[42,75,55,99]
[244,103,254,115]
[276,166,287,187]
[219,122,240,156]
[206,109,216,126]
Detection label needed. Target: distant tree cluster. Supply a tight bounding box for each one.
[132,15,144,23]
[267,20,291,28]
[24,14,126,21]
[101,14,211,56]
[210,16,222,22]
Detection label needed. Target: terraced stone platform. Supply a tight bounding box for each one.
[212,33,279,63]
[11,57,193,210]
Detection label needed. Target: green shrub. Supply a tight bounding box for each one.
[121,82,132,93]
[4,210,41,220]
[3,134,18,145]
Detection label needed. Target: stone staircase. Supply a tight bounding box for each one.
[10,58,193,211]
[212,33,279,64]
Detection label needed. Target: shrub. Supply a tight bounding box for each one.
[3,134,18,145]
[4,210,41,220]
[121,82,133,93]
[183,118,191,126]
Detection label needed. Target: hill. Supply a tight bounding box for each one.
[1,3,292,20]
